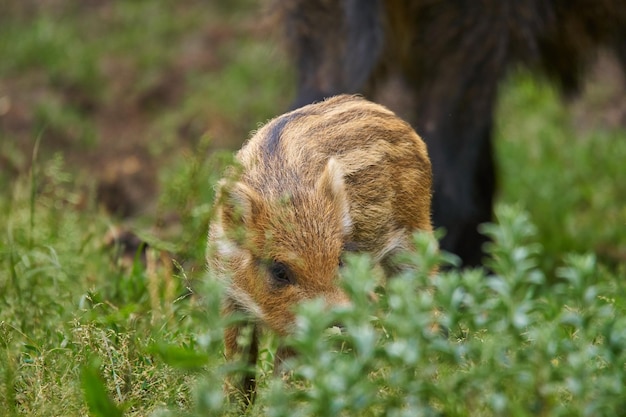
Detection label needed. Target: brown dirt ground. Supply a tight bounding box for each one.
[0,2,278,221]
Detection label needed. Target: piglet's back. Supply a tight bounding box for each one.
[237,94,433,258]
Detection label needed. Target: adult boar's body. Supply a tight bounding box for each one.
[279,0,626,266]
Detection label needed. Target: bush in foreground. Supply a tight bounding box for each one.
[179,205,625,417]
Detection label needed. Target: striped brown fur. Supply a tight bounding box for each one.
[207,94,432,403]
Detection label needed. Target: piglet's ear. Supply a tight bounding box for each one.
[216,180,261,231]
[316,158,352,235]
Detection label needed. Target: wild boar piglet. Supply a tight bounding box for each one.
[207,94,433,402]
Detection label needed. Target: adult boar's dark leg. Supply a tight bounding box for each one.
[283,0,384,108]
[398,3,525,267]
[420,113,497,268]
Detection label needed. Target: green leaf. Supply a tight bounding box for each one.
[150,343,210,370]
[80,360,123,417]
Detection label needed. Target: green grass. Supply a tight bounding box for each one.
[1,1,626,416]
[496,72,626,271]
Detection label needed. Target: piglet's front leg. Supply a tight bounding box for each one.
[223,300,260,406]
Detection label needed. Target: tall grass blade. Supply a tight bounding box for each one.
[80,360,124,417]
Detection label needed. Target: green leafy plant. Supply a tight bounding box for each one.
[184,205,625,417]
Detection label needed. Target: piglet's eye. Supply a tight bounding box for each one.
[268,261,295,286]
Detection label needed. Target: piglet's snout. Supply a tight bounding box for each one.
[322,290,351,333]
[324,290,351,309]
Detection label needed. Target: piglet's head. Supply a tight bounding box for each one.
[211,159,352,335]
